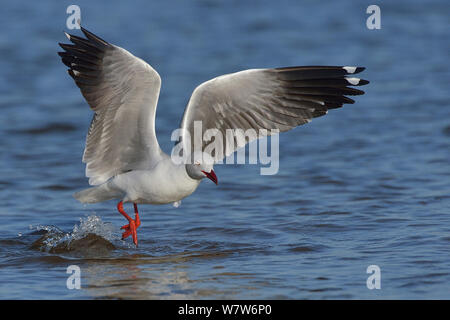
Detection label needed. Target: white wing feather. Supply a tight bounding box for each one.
[59,28,163,185]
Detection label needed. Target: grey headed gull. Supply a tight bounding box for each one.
[58,27,368,246]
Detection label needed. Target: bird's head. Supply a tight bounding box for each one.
[185,152,218,185]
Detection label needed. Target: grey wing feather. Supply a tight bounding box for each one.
[179,66,368,162]
[58,27,162,185]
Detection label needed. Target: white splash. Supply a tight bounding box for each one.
[173,200,181,208]
[71,215,117,241]
[30,215,120,251]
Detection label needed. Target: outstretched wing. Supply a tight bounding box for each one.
[58,27,163,185]
[178,66,368,161]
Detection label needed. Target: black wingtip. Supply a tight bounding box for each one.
[359,79,370,85]
[80,27,110,46]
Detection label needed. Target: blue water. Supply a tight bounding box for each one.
[0,0,449,299]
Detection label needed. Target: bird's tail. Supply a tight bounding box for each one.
[73,184,121,203]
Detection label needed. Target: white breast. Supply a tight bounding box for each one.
[110,160,201,204]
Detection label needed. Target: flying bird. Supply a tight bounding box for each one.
[58,27,368,246]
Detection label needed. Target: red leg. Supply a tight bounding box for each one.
[133,203,141,228]
[121,203,141,241]
[117,201,141,247]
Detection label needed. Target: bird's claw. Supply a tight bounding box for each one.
[121,219,139,246]
[117,201,141,247]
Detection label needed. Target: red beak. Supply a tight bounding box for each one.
[202,170,218,185]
